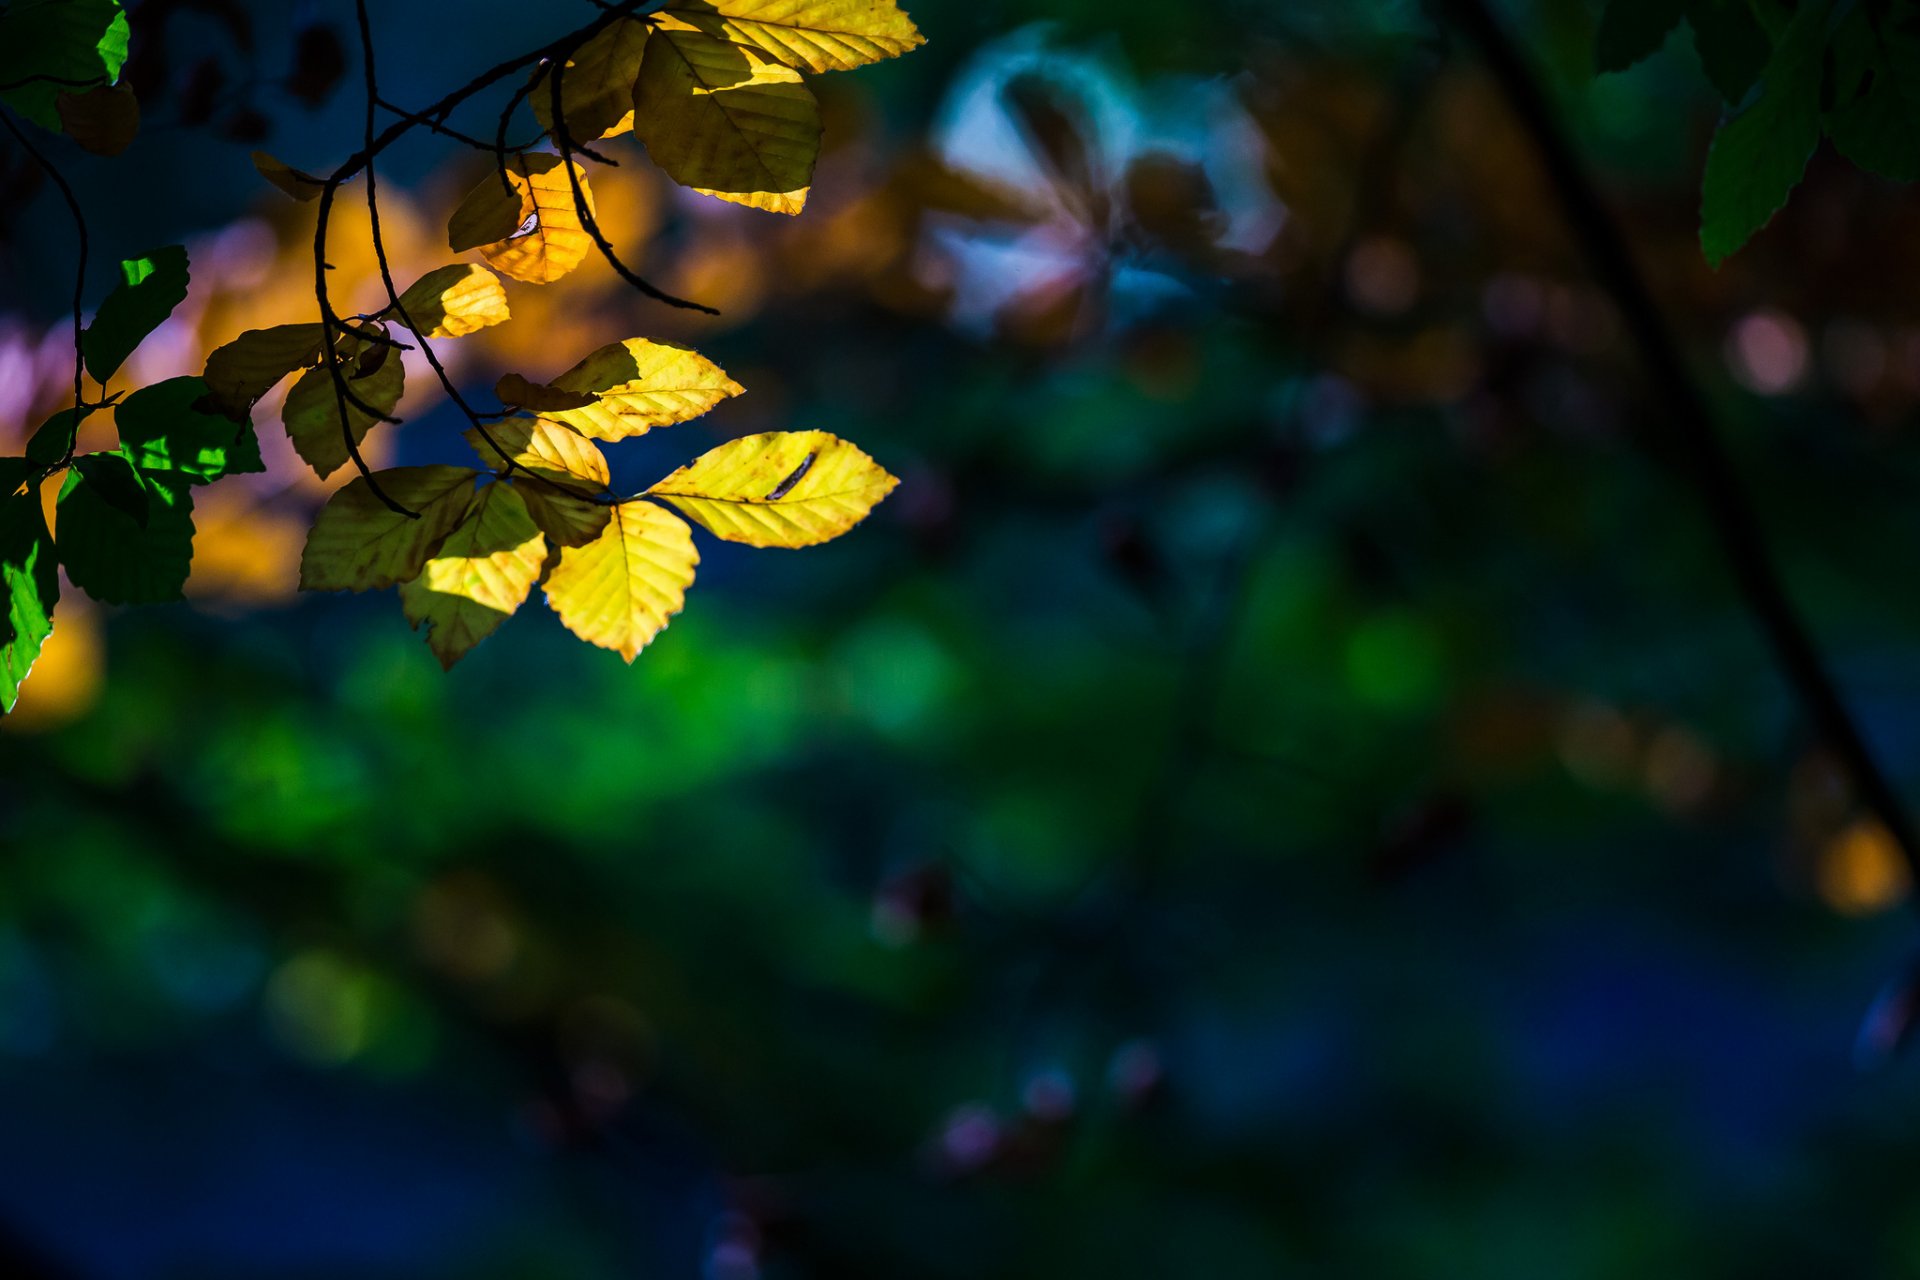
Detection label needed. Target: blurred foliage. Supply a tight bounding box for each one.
[4,0,1920,1277]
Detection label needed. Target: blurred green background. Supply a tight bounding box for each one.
[7,0,1920,1275]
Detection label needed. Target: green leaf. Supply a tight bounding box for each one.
[25,405,91,467]
[1699,3,1824,266]
[115,375,263,484]
[0,464,57,714]
[56,455,195,605]
[83,246,189,384]
[71,450,149,525]
[299,466,480,592]
[0,0,130,130]
[1596,0,1684,74]
[1825,16,1920,181]
[1684,0,1772,102]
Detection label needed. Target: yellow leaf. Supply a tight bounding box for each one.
[281,335,407,480]
[448,153,597,284]
[202,323,327,416]
[300,465,480,592]
[647,429,896,547]
[531,18,649,142]
[632,19,821,215]
[517,480,613,547]
[499,338,743,440]
[399,483,547,669]
[462,417,609,493]
[251,150,327,201]
[393,264,510,339]
[665,0,926,73]
[544,499,698,661]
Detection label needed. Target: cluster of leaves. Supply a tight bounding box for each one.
[0,0,136,154]
[1598,0,1920,264]
[1,246,261,711]
[0,0,925,712]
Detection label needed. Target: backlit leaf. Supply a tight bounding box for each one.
[448,153,596,284]
[499,339,743,440]
[632,18,821,215]
[393,264,510,339]
[84,245,189,383]
[251,151,327,201]
[517,480,612,548]
[0,461,57,714]
[115,375,263,484]
[647,429,897,547]
[462,418,609,492]
[665,0,926,74]
[399,483,547,669]
[202,323,328,417]
[299,465,479,592]
[0,0,130,130]
[531,18,648,142]
[281,336,407,480]
[56,456,194,605]
[544,498,697,661]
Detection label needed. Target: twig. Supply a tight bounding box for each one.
[1437,0,1920,885]
[548,43,717,314]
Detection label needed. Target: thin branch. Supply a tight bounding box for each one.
[0,107,88,470]
[549,44,718,315]
[351,0,523,480]
[1437,0,1920,888]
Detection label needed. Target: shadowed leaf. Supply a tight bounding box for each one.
[84,245,188,383]
[300,466,479,592]
[399,483,547,669]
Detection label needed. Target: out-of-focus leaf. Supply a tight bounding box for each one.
[286,23,346,108]
[55,455,194,605]
[299,466,479,592]
[664,0,926,74]
[1595,0,1684,74]
[0,0,130,130]
[1825,19,1920,181]
[392,264,510,339]
[55,81,138,154]
[632,17,821,214]
[398,483,547,670]
[1684,0,1772,102]
[280,336,406,480]
[114,375,263,484]
[0,458,57,714]
[462,418,608,493]
[647,429,897,547]
[531,17,649,142]
[202,323,327,416]
[251,151,327,201]
[544,498,697,660]
[498,339,743,440]
[516,480,612,547]
[1700,1,1822,265]
[83,245,189,383]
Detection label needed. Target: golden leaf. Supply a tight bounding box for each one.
[281,335,407,480]
[517,480,613,547]
[399,483,547,669]
[544,498,698,661]
[499,338,743,441]
[448,153,597,284]
[393,264,510,339]
[300,466,480,592]
[462,417,609,493]
[202,323,328,417]
[251,150,327,201]
[531,18,649,142]
[647,429,896,547]
[632,18,821,215]
[665,0,925,74]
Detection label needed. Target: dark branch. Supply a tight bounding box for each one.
[0,107,88,472]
